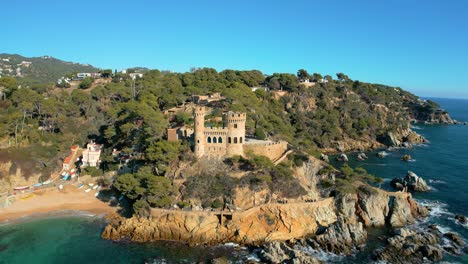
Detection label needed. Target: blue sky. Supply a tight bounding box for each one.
[2,0,467,98]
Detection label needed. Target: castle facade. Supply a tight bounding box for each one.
[193,106,288,161]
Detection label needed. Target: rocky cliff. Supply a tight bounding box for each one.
[102,186,427,250]
[102,199,337,246]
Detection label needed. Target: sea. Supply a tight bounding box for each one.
[1,97,467,264]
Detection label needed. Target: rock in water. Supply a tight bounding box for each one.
[357,153,368,161]
[444,232,465,247]
[391,171,430,192]
[259,241,322,264]
[320,153,329,163]
[377,151,387,158]
[401,154,412,162]
[373,227,443,263]
[455,214,467,224]
[336,153,348,162]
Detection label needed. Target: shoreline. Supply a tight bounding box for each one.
[0,185,117,223]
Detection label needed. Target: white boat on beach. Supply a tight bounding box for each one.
[94,192,99,197]
[92,185,99,190]
[85,188,91,193]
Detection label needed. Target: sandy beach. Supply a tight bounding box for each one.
[0,185,117,222]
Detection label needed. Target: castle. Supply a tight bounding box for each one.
[193,106,288,161]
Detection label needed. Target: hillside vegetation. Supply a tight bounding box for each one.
[0,63,449,213]
[0,53,99,84]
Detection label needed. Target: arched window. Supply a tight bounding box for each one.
[240,137,243,143]
[234,124,238,128]
[213,137,217,143]
[228,137,231,143]
[234,137,238,144]
[207,137,211,143]
[218,137,222,143]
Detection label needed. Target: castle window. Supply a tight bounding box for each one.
[240,137,243,143]
[234,137,238,144]
[228,137,231,143]
[207,137,211,143]
[234,124,237,128]
[213,137,217,143]
[218,137,222,143]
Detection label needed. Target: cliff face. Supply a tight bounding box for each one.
[102,199,337,246]
[0,161,44,193]
[102,186,427,247]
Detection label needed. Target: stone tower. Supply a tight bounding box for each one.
[193,106,205,157]
[225,112,246,156]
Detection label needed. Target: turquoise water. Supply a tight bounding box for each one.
[1,98,467,263]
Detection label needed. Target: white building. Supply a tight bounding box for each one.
[82,142,102,167]
[129,73,143,80]
[77,73,92,79]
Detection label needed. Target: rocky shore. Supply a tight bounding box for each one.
[102,186,427,253]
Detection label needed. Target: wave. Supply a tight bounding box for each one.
[417,199,454,219]
[294,245,345,262]
[411,125,423,130]
[428,179,447,184]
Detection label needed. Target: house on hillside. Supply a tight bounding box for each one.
[82,141,102,167]
[76,73,92,80]
[251,86,270,92]
[129,73,143,80]
[63,145,79,170]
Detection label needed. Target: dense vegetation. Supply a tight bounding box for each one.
[0,64,443,213]
[0,54,99,84]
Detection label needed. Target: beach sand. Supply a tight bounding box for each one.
[0,185,117,222]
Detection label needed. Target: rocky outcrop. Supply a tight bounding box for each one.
[336,154,348,162]
[321,136,384,154]
[374,225,466,263]
[357,153,368,160]
[377,128,426,147]
[259,241,322,264]
[308,217,367,255]
[102,199,337,246]
[455,214,467,225]
[305,188,426,255]
[391,171,430,192]
[373,227,442,263]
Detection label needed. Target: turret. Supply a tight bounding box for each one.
[225,112,246,156]
[193,106,205,157]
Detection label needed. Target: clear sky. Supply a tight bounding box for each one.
[2,0,467,98]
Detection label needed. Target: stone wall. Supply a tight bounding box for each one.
[244,141,288,161]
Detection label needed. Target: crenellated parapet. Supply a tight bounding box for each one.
[192,105,287,160]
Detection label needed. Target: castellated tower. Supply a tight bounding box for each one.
[225,112,246,156]
[193,106,205,157]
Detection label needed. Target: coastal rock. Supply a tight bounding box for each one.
[320,154,329,163]
[455,214,467,224]
[388,195,415,227]
[401,154,412,162]
[308,217,367,255]
[356,188,389,227]
[373,227,443,263]
[336,154,348,162]
[102,200,337,246]
[391,171,430,192]
[259,241,322,264]
[377,129,426,147]
[357,153,368,161]
[444,232,465,247]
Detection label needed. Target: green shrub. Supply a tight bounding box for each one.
[79,77,94,89]
[211,199,223,209]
